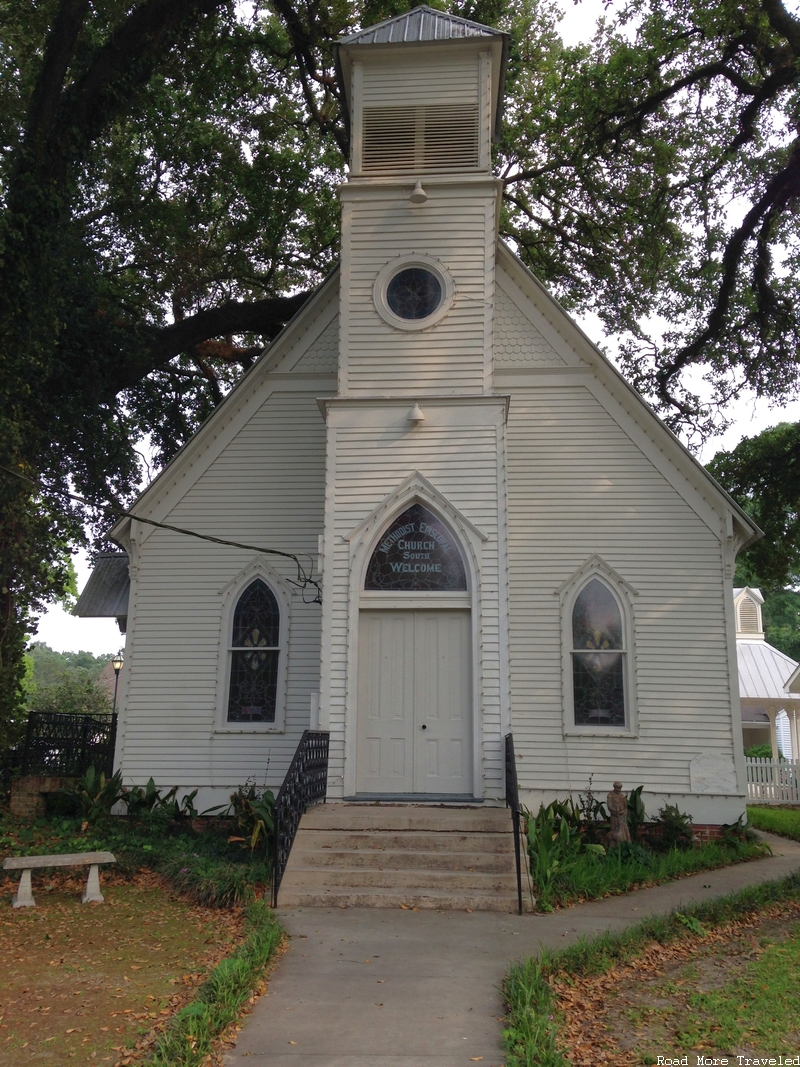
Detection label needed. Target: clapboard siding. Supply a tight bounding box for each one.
[504,380,734,795]
[361,52,480,106]
[321,407,506,799]
[117,391,326,794]
[340,183,496,395]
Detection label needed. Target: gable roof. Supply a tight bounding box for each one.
[737,638,799,701]
[73,553,130,617]
[338,6,502,45]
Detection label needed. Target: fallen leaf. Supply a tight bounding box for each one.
[470,1059,484,1062]
[288,1040,297,1045]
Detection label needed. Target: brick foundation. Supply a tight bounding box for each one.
[692,823,724,843]
[9,776,65,819]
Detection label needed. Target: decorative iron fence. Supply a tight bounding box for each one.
[272,730,330,907]
[504,732,523,915]
[746,757,800,805]
[20,711,117,779]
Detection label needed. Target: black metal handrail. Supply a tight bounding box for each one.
[20,711,117,778]
[272,729,330,907]
[504,732,523,915]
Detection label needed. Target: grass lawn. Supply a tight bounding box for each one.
[747,805,800,842]
[503,873,800,1067]
[0,873,242,1065]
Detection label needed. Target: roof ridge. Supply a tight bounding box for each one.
[338,5,503,45]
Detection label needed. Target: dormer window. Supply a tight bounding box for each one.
[736,591,763,635]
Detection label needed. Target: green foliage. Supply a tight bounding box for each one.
[647,803,694,853]
[747,806,800,843]
[745,743,777,759]
[56,765,125,821]
[145,900,282,1067]
[209,779,275,856]
[525,801,606,910]
[502,873,800,1067]
[27,673,112,717]
[0,808,270,908]
[627,785,647,840]
[26,642,113,688]
[719,813,760,846]
[708,424,800,593]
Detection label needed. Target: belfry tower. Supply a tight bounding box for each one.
[319,9,511,800]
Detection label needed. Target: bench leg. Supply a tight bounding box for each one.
[12,869,35,908]
[82,864,104,904]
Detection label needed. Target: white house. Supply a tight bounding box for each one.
[85,7,759,834]
[735,587,799,760]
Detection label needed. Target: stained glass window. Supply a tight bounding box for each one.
[365,503,467,591]
[571,578,625,727]
[386,268,442,320]
[227,579,280,723]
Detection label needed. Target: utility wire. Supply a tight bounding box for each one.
[0,463,322,604]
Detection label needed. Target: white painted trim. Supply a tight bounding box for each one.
[351,60,363,175]
[372,254,455,332]
[558,556,639,739]
[342,470,489,545]
[213,558,292,735]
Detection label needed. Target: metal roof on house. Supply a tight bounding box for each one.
[339,6,502,45]
[737,638,799,701]
[73,553,130,618]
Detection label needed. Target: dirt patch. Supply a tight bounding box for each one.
[0,871,244,1065]
[554,900,800,1066]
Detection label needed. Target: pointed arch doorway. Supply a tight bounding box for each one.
[355,503,474,796]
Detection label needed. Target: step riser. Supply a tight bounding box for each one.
[278,889,523,912]
[302,806,512,833]
[294,831,515,853]
[285,868,520,890]
[290,850,516,873]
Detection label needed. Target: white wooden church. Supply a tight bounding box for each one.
[90,7,759,837]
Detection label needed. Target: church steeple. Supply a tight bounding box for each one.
[334,7,508,178]
[332,8,509,397]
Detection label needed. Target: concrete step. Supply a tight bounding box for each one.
[302,804,512,833]
[277,803,529,912]
[291,847,516,873]
[294,829,515,853]
[277,884,528,912]
[284,865,520,891]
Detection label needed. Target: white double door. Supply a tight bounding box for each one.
[356,608,472,794]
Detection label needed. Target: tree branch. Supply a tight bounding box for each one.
[112,289,312,393]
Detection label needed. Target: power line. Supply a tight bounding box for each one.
[0,463,322,604]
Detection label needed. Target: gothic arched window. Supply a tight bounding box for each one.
[227,579,281,723]
[571,578,626,727]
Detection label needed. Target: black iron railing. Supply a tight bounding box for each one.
[272,729,330,907]
[504,732,524,915]
[20,711,117,778]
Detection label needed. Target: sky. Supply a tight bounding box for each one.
[31,0,800,656]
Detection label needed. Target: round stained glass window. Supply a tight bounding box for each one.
[386,267,443,321]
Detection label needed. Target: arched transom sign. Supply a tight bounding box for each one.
[365,503,467,592]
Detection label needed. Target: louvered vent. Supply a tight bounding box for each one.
[738,596,760,633]
[362,104,480,173]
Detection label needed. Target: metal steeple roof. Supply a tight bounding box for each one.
[338,6,503,45]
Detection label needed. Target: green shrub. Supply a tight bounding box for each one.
[27,674,111,716]
[745,743,776,759]
[646,802,694,852]
[57,765,125,821]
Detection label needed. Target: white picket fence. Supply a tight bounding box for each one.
[746,757,800,805]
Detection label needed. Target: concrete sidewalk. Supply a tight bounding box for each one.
[224,832,800,1067]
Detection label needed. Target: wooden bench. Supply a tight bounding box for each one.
[2,852,116,907]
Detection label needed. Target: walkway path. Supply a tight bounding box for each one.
[224,832,800,1067]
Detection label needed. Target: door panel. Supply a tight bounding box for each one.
[356,609,471,794]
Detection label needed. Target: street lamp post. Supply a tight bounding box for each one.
[111,652,124,716]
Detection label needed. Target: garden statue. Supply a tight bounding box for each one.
[607,781,632,846]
